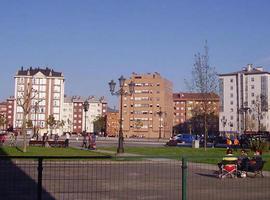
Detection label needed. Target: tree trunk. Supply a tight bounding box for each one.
[22,113,27,153]
[204,113,207,151]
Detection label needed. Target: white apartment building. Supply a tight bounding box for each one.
[62,96,73,133]
[219,64,270,135]
[83,97,104,133]
[14,67,65,134]
[62,96,107,134]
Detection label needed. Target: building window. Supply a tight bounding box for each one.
[251,85,255,89]
[230,79,233,83]
[251,77,254,82]
[230,101,233,105]
[230,93,233,98]
[230,116,233,120]
[251,93,255,97]
[230,86,233,90]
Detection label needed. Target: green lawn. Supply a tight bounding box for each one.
[0,146,107,157]
[100,146,270,171]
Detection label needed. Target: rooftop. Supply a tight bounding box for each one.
[16,67,63,77]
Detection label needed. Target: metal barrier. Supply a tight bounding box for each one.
[0,156,181,200]
[0,155,269,200]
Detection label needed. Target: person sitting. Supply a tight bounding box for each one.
[237,149,249,172]
[248,150,263,172]
[218,148,238,173]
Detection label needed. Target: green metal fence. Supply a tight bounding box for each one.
[0,155,269,200]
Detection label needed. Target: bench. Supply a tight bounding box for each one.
[29,140,44,147]
[246,160,266,177]
[47,140,66,148]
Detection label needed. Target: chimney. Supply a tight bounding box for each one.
[247,64,253,71]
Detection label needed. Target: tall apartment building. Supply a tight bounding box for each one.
[173,92,219,134]
[122,72,173,138]
[13,67,65,134]
[62,96,107,134]
[219,64,270,134]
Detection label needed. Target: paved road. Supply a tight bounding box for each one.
[0,158,269,200]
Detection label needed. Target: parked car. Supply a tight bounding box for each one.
[178,134,196,144]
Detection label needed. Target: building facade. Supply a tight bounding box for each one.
[219,64,270,135]
[121,72,173,138]
[0,97,16,130]
[13,67,65,134]
[62,96,107,134]
[173,92,219,135]
[106,108,119,137]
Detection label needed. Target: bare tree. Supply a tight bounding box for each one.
[46,114,57,138]
[185,41,218,150]
[250,94,267,133]
[17,83,40,152]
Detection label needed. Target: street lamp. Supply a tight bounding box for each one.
[220,117,227,135]
[109,76,135,153]
[83,100,89,134]
[33,102,39,139]
[239,103,250,134]
[156,107,166,139]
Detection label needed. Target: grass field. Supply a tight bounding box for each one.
[100,146,270,171]
[0,146,107,157]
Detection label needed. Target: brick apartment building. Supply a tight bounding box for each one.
[106,108,119,137]
[173,92,219,135]
[13,67,65,134]
[0,97,15,130]
[121,72,173,138]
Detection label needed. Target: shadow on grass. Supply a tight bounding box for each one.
[195,172,219,179]
[0,147,54,200]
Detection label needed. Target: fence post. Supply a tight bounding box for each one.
[37,157,43,200]
[181,157,187,200]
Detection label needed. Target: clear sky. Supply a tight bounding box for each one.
[1,0,270,107]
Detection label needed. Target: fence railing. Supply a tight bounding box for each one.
[0,155,269,200]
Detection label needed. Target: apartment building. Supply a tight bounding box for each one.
[106,108,119,137]
[62,96,107,134]
[219,64,270,134]
[13,67,65,134]
[173,92,219,135]
[122,72,173,138]
[0,97,16,128]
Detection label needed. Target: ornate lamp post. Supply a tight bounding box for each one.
[156,107,166,139]
[33,102,39,139]
[109,76,135,153]
[83,100,89,134]
[239,102,250,134]
[220,117,227,135]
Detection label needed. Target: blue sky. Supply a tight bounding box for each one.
[1,0,270,107]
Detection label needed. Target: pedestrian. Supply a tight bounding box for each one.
[226,138,232,149]
[91,132,97,150]
[88,133,92,149]
[233,137,239,151]
[82,133,88,148]
[9,132,15,146]
[65,132,70,147]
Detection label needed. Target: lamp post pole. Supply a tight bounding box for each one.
[156,107,166,139]
[109,76,135,153]
[34,102,38,138]
[83,100,89,134]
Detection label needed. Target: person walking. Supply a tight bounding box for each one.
[82,133,88,148]
[9,132,15,146]
[65,132,70,147]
